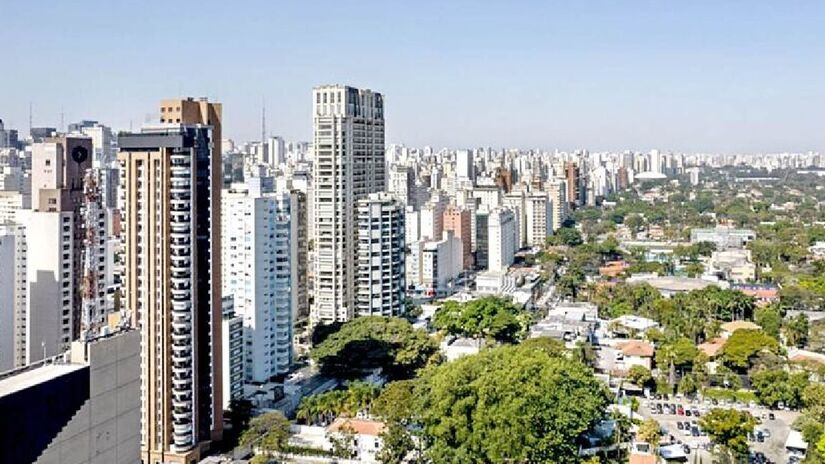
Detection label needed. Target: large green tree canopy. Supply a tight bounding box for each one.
[311,316,440,380]
[719,329,779,371]
[432,296,531,343]
[414,344,610,464]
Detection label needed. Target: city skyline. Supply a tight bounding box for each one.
[2,1,825,153]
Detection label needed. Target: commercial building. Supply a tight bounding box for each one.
[0,329,141,464]
[0,223,26,371]
[546,178,567,231]
[222,183,302,382]
[420,231,463,297]
[26,135,92,363]
[221,297,243,411]
[565,161,581,209]
[525,192,552,247]
[456,149,474,182]
[503,191,527,249]
[356,193,406,317]
[690,227,756,250]
[312,85,385,324]
[442,205,472,270]
[388,164,415,207]
[119,97,223,462]
[474,208,489,269]
[487,207,516,272]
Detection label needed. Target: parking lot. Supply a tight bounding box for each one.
[637,396,800,463]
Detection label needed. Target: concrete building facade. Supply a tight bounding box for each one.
[356,193,406,317]
[222,185,300,382]
[312,85,385,324]
[119,98,223,463]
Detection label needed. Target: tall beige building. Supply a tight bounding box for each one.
[312,85,385,323]
[546,178,567,231]
[118,98,223,463]
[26,135,92,363]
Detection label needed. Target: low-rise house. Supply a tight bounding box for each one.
[733,284,779,306]
[808,241,825,260]
[627,274,724,298]
[609,315,660,338]
[288,418,388,463]
[440,337,486,361]
[697,337,725,359]
[690,227,755,250]
[720,320,761,339]
[708,249,755,282]
[616,340,655,371]
[600,260,629,278]
[628,453,658,464]
[788,348,825,369]
[328,418,386,463]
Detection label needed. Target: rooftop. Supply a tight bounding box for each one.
[697,337,726,357]
[327,418,386,437]
[0,363,85,397]
[720,320,761,333]
[618,340,655,358]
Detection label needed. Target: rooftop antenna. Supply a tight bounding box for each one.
[60,107,65,132]
[261,97,267,143]
[28,102,32,134]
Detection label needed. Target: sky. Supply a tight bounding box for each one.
[2,0,825,153]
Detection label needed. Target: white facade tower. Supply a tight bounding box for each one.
[312,85,385,324]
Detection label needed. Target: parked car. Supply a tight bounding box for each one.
[768,412,775,420]
[677,422,685,430]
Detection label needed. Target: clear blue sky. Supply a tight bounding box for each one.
[2,0,825,152]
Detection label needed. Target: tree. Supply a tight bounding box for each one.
[556,265,586,299]
[432,296,530,343]
[627,365,653,387]
[637,418,661,446]
[520,336,567,356]
[372,380,417,424]
[678,373,700,396]
[311,316,440,380]
[797,383,825,461]
[226,398,254,446]
[296,381,381,425]
[783,313,809,348]
[328,427,357,458]
[377,423,417,464]
[624,214,644,237]
[549,227,583,247]
[414,343,610,463]
[754,305,782,339]
[719,329,779,371]
[699,408,756,460]
[684,262,704,277]
[240,411,291,454]
[750,370,808,408]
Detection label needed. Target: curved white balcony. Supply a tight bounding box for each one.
[172,352,192,365]
[172,397,192,414]
[172,421,193,436]
[172,376,192,389]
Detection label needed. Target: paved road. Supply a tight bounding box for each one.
[637,397,799,463]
